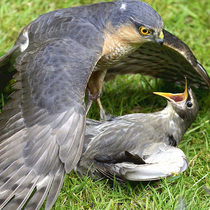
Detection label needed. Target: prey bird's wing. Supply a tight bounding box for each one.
[0,35,102,209]
[115,144,188,181]
[78,117,188,181]
[78,118,147,179]
[107,29,210,88]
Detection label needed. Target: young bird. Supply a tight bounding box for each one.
[76,81,198,181]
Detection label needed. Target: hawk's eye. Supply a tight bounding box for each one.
[139,27,151,35]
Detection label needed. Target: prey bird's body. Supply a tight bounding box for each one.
[77,83,198,181]
[0,0,209,209]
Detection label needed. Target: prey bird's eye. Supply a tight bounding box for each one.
[186,101,193,108]
[139,26,151,35]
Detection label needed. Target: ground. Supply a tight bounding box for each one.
[0,0,209,209]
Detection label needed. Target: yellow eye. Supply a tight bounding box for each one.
[139,27,150,35]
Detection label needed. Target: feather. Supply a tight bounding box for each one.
[0,26,103,208]
[107,29,210,88]
[24,176,54,210]
[45,166,65,210]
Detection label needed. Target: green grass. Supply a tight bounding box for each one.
[0,0,209,209]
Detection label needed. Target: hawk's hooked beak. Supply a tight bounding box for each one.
[155,31,164,45]
[153,79,188,102]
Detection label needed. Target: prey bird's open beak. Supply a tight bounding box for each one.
[155,31,164,45]
[153,79,188,102]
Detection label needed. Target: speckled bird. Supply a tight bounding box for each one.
[76,81,198,181]
[0,0,209,209]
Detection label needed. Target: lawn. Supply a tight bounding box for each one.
[0,0,209,209]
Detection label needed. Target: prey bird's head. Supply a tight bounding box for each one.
[153,80,199,126]
[107,0,164,45]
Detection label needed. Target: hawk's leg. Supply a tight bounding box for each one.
[96,97,113,121]
[86,89,100,115]
[86,70,113,120]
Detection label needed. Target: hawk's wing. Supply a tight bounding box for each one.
[106,29,210,88]
[0,36,102,209]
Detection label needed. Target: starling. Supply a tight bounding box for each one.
[76,81,198,181]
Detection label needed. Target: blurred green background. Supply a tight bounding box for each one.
[0,0,209,209]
